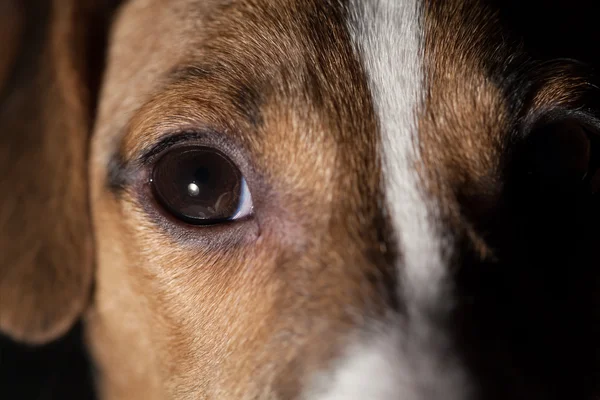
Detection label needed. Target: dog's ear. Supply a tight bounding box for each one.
[0,0,119,344]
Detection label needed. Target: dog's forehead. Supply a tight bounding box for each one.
[102,0,510,199]
[92,0,523,397]
[101,0,386,227]
[100,0,512,313]
[309,1,511,396]
[98,0,516,275]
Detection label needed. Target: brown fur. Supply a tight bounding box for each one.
[420,0,512,260]
[2,0,600,399]
[529,61,598,112]
[420,0,599,259]
[87,1,393,398]
[0,0,97,344]
[0,0,23,93]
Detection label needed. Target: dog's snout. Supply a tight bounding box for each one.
[306,320,472,400]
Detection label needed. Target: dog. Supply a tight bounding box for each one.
[2,0,600,399]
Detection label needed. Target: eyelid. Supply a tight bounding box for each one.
[138,130,216,165]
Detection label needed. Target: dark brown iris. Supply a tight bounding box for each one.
[151,146,242,224]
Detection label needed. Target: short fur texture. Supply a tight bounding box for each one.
[2,1,600,399]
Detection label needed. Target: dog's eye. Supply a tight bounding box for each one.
[528,119,592,187]
[520,115,600,199]
[151,147,253,224]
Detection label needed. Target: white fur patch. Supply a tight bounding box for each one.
[305,324,469,400]
[305,1,468,399]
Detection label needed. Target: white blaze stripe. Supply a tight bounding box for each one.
[348,0,445,313]
[307,1,469,399]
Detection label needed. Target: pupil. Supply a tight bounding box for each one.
[194,167,210,185]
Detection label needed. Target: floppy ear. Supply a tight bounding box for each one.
[0,0,118,344]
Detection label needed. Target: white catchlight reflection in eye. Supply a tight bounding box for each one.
[231,177,253,220]
[187,182,201,197]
